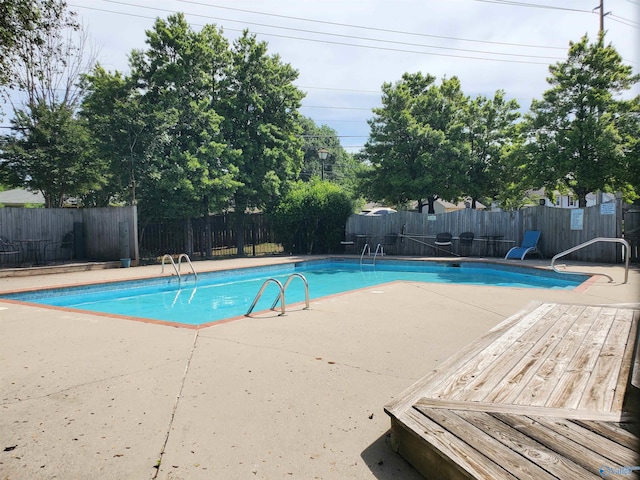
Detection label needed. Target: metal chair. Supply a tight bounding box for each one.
[44,231,74,263]
[434,232,452,256]
[0,236,21,267]
[382,233,398,255]
[458,232,475,256]
[340,233,356,253]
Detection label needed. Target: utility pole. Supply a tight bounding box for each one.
[593,0,610,33]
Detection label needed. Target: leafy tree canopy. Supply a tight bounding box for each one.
[1,102,107,207]
[109,14,241,219]
[462,91,520,208]
[359,73,472,213]
[523,33,640,205]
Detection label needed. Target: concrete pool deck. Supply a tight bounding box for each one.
[0,256,638,480]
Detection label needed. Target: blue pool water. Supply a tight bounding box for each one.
[2,260,588,326]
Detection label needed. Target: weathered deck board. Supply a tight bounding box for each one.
[385,301,545,415]
[385,302,639,480]
[580,310,638,411]
[427,302,557,401]
[482,304,580,405]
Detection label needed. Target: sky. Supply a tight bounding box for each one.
[7,0,640,152]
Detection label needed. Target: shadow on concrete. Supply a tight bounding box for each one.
[360,430,424,480]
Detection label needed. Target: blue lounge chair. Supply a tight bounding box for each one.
[504,230,542,260]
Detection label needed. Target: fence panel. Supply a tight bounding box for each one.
[345,204,621,262]
[0,206,137,263]
[82,207,138,261]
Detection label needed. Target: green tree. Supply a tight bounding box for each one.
[270,180,354,254]
[462,91,520,208]
[0,0,104,206]
[126,14,240,219]
[359,73,469,213]
[220,30,305,255]
[523,33,640,206]
[1,103,107,207]
[0,0,77,94]
[80,66,173,207]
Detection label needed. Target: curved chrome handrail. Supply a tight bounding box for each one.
[373,243,384,265]
[360,243,370,265]
[177,253,198,282]
[246,278,285,316]
[550,237,630,284]
[271,273,309,311]
[161,254,181,284]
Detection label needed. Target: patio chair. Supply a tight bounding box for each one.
[44,231,74,263]
[340,233,356,253]
[504,230,542,260]
[458,231,475,256]
[0,236,21,268]
[381,233,398,255]
[434,232,452,256]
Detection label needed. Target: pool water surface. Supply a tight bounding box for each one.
[1,260,588,326]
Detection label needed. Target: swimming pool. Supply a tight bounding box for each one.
[1,259,588,326]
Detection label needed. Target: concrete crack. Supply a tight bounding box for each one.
[152,329,200,479]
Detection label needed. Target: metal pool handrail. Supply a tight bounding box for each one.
[373,244,384,265]
[550,237,630,284]
[246,278,285,317]
[271,273,309,311]
[360,243,370,265]
[161,254,181,284]
[177,253,198,282]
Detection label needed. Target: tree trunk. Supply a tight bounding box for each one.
[235,210,246,257]
[577,191,588,208]
[427,196,436,214]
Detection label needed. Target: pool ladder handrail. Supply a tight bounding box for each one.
[373,243,384,265]
[177,253,198,281]
[360,243,370,265]
[161,253,198,285]
[161,254,181,283]
[550,237,630,284]
[245,274,309,317]
[271,273,310,311]
[360,243,384,266]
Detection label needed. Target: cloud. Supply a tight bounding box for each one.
[11,0,640,152]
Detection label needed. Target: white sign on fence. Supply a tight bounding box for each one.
[570,208,584,230]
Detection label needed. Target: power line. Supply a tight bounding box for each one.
[173,0,569,50]
[467,0,592,13]
[609,14,639,28]
[74,4,554,65]
[101,0,563,61]
[473,0,638,29]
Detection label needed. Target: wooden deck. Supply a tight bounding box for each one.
[385,302,640,480]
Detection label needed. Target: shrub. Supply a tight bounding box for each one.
[270,180,354,254]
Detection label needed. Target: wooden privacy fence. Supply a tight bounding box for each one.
[0,206,138,263]
[346,202,629,263]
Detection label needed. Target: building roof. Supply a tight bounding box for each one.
[0,188,45,206]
